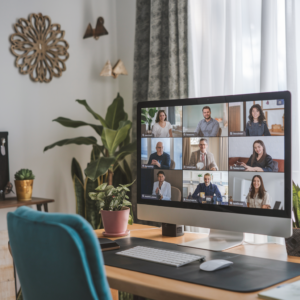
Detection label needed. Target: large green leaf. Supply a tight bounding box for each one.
[101,121,132,156]
[115,159,132,184]
[84,156,116,181]
[105,93,128,130]
[73,174,85,217]
[115,141,137,162]
[53,117,103,136]
[90,144,104,162]
[71,158,83,184]
[84,177,101,229]
[44,136,97,152]
[148,108,158,118]
[76,99,108,127]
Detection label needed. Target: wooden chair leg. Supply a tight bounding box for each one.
[110,288,119,300]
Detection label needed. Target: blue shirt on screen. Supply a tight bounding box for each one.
[147,152,171,169]
[192,183,222,202]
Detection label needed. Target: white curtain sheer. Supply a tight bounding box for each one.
[187,0,300,244]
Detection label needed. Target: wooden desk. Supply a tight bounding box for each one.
[0,197,54,212]
[95,224,300,300]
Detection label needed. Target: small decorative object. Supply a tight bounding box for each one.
[1,138,5,156]
[285,181,300,256]
[10,13,69,83]
[100,60,128,78]
[229,196,233,206]
[89,181,135,237]
[141,108,158,131]
[83,17,108,40]
[277,99,284,105]
[14,169,35,201]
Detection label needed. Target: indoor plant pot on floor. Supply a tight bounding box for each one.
[89,181,134,236]
[14,169,35,201]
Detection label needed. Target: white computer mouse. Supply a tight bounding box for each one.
[200,259,233,271]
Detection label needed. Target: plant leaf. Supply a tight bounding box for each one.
[105,93,128,130]
[73,175,85,218]
[122,200,132,206]
[84,156,116,181]
[115,141,137,162]
[71,158,83,184]
[53,117,103,136]
[76,99,108,127]
[96,183,107,191]
[101,120,132,155]
[90,144,104,161]
[44,136,97,152]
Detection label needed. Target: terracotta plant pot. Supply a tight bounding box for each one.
[15,180,33,201]
[101,207,130,235]
[285,228,300,256]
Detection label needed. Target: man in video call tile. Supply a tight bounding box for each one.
[147,142,171,169]
[192,173,222,203]
[195,106,220,137]
[152,171,171,200]
[189,138,218,170]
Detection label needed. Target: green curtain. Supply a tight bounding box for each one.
[131,0,188,223]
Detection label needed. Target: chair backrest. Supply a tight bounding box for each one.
[170,159,175,169]
[217,127,222,137]
[171,186,181,201]
[7,206,111,300]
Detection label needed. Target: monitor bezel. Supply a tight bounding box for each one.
[137,91,291,219]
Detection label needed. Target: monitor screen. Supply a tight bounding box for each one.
[137,91,291,235]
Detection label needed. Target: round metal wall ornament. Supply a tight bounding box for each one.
[10,13,69,83]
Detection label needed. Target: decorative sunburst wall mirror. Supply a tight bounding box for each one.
[10,13,69,83]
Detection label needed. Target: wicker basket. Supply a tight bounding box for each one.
[285,228,300,256]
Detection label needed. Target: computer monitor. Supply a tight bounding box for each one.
[137,91,292,251]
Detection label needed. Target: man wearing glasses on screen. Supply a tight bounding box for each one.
[189,138,218,170]
[147,142,171,169]
[195,106,220,137]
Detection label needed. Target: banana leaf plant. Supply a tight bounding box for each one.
[44,93,136,229]
[293,181,300,228]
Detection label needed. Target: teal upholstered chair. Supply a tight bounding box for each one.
[7,206,112,300]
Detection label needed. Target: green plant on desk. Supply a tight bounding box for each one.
[14,169,35,180]
[293,181,300,228]
[44,93,136,229]
[141,107,158,130]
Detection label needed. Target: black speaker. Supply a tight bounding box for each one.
[162,223,184,237]
[0,132,9,199]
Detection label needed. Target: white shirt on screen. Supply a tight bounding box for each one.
[152,121,172,137]
[152,181,171,200]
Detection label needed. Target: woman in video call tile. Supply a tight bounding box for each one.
[245,104,271,136]
[240,140,274,172]
[152,171,171,200]
[246,175,271,209]
[152,110,173,138]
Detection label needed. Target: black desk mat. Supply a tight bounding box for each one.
[101,237,300,292]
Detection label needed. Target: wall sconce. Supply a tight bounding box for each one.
[100,60,128,78]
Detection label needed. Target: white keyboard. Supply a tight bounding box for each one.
[116,246,205,267]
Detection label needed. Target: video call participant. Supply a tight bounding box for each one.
[195,106,220,137]
[240,140,274,172]
[192,173,222,203]
[152,171,171,200]
[147,142,171,169]
[152,110,173,138]
[189,138,218,170]
[245,104,271,136]
[246,175,271,209]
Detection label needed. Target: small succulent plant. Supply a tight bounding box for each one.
[14,169,35,180]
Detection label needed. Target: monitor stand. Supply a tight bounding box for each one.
[179,229,244,251]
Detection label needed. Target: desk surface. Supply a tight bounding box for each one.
[95,224,300,300]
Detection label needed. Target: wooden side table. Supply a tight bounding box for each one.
[0,197,54,212]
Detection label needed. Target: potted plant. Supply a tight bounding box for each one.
[285,181,300,256]
[141,107,158,133]
[43,93,136,229]
[14,169,35,201]
[89,181,135,236]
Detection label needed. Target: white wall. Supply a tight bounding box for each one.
[0,0,136,230]
[229,136,284,159]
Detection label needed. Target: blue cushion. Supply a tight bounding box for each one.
[7,206,112,300]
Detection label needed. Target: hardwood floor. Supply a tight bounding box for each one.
[0,230,15,300]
